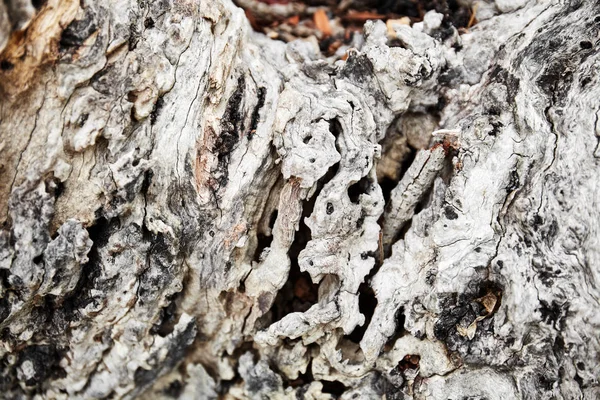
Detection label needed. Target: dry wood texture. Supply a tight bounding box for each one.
[0,0,599,399]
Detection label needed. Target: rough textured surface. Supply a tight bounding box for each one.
[0,0,599,399]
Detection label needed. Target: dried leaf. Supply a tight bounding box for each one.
[386,17,411,36]
[287,15,300,26]
[343,10,385,23]
[313,9,332,36]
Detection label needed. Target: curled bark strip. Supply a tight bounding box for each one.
[382,144,448,250]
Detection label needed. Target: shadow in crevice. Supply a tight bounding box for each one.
[252,210,277,264]
[268,161,340,324]
[345,282,377,344]
[347,175,375,205]
[321,379,348,397]
[384,307,406,351]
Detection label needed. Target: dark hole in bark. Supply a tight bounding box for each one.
[378,177,396,204]
[32,0,47,9]
[60,216,118,317]
[321,380,348,396]
[269,161,339,323]
[398,354,421,371]
[144,18,155,29]
[326,202,334,214]
[150,293,180,337]
[0,60,14,71]
[163,380,183,398]
[253,233,273,264]
[253,210,277,263]
[346,282,377,343]
[52,179,65,199]
[574,373,584,389]
[217,342,256,395]
[270,213,318,323]
[328,118,343,138]
[268,210,278,229]
[347,176,372,204]
[0,269,9,289]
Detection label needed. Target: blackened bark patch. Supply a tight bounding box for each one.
[433,302,470,341]
[60,216,116,317]
[488,66,521,102]
[537,58,574,102]
[438,66,461,86]
[18,344,66,387]
[134,367,155,387]
[59,10,98,54]
[444,205,458,220]
[133,319,197,390]
[538,300,569,329]
[339,53,374,84]
[506,169,520,192]
[247,87,266,139]
[144,17,155,29]
[150,96,165,125]
[215,76,246,187]
[129,22,140,51]
[488,120,503,136]
[245,367,281,395]
[0,297,9,324]
[434,281,502,346]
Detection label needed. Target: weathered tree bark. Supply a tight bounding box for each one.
[0,0,599,398]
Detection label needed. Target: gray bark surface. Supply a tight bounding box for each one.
[0,0,599,399]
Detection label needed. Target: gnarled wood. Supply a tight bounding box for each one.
[0,0,599,399]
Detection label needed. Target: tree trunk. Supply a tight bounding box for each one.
[0,0,599,398]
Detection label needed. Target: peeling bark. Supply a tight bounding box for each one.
[0,0,599,399]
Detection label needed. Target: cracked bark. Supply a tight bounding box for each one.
[0,0,599,399]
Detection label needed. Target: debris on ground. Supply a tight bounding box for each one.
[235,0,477,58]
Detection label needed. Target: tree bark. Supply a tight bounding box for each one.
[0,0,599,399]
